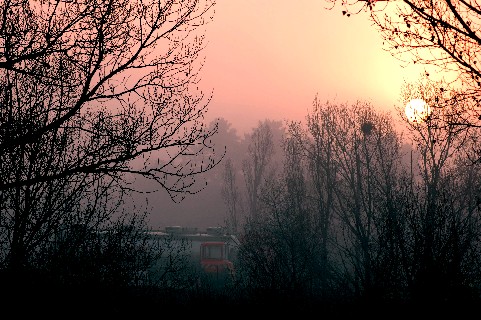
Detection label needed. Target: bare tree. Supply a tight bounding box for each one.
[308,100,407,301]
[242,120,277,220]
[221,157,242,235]
[397,78,481,302]
[0,0,219,199]
[325,0,481,127]
[303,97,339,293]
[0,0,219,289]
[237,124,325,306]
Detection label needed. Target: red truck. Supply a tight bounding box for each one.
[160,226,239,283]
[200,241,235,277]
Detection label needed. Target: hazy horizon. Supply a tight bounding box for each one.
[199,0,432,136]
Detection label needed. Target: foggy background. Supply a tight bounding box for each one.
[140,0,428,231]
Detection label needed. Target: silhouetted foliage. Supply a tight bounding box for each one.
[235,97,481,313]
[326,0,481,130]
[0,0,220,313]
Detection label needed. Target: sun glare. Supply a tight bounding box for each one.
[405,99,431,123]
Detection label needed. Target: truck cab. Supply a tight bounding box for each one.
[199,241,236,288]
[200,241,235,275]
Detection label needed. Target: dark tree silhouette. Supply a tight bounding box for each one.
[221,158,242,235]
[325,0,481,128]
[396,79,481,305]
[0,0,219,296]
[0,0,219,199]
[242,120,281,220]
[237,123,325,308]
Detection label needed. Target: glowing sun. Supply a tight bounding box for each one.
[405,99,431,123]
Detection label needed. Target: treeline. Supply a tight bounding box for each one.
[3,0,481,316]
[229,94,481,315]
[3,94,481,316]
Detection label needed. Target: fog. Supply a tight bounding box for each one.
[2,0,481,317]
[200,0,430,136]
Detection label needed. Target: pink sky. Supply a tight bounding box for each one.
[199,0,429,135]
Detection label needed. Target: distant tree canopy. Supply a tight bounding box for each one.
[236,96,481,307]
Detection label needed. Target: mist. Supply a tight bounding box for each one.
[2,0,481,317]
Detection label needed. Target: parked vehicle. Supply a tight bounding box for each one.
[200,241,235,278]
[146,226,239,287]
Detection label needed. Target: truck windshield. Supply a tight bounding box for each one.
[202,244,224,260]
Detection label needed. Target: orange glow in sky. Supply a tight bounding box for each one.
[200,0,430,134]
